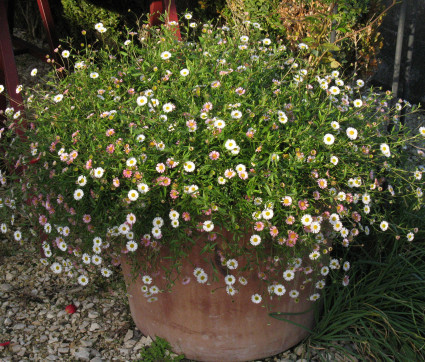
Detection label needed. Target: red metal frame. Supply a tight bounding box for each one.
[149,0,181,41]
[0,0,25,132]
[0,0,59,128]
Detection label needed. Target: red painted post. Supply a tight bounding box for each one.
[149,1,164,27]
[0,0,26,135]
[36,0,60,57]
[163,0,182,40]
[149,0,181,41]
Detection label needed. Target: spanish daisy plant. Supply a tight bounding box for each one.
[1,15,424,306]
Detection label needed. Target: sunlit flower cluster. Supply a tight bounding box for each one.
[0,18,423,307]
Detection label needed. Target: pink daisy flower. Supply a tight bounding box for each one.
[123,169,132,178]
[170,190,179,199]
[254,221,264,231]
[182,212,191,221]
[270,226,279,237]
[156,163,166,173]
[298,199,309,210]
[209,151,220,160]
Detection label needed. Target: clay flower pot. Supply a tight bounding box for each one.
[121,231,318,361]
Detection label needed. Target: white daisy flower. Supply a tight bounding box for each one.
[13,230,22,241]
[74,189,84,200]
[53,94,63,103]
[51,262,62,274]
[128,190,139,201]
[93,167,104,178]
[180,68,190,77]
[346,127,358,140]
[251,293,262,304]
[226,259,238,270]
[137,183,149,194]
[184,161,196,172]
[323,134,335,145]
[380,143,391,157]
[203,220,214,232]
[82,253,91,264]
[160,51,172,60]
[380,221,389,231]
[169,210,179,220]
[231,110,242,119]
[77,175,87,186]
[301,214,312,226]
[289,290,299,298]
[250,234,261,246]
[262,209,274,220]
[92,255,102,265]
[283,270,295,281]
[78,275,89,286]
[196,272,208,284]
[224,275,236,285]
[101,268,112,277]
[152,217,164,228]
[274,284,286,296]
[126,240,138,252]
[142,275,153,284]
[353,99,363,107]
[163,103,174,113]
[224,139,237,150]
[321,266,329,276]
[214,119,226,129]
[137,96,147,106]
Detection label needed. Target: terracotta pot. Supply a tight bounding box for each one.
[121,232,318,362]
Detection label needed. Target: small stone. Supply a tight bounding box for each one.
[90,358,104,362]
[85,303,94,310]
[133,341,144,351]
[296,359,308,362]
[0,283,13,292]
[141,335,153,346]
[90,349,101,357]
[11,344,22,353]
[4,318,12,326]
[124,339,136,348]
[58,347,70,353]
[294,344,306,356]
[89,323,101,332]
[124,329,133,342]
[46,312,55,319]
[39,335,48,343]
[46,355,58,361]
[14,323,26,330]
[119,348,130,355]
[88,311,99,319]
[5,272,13,281]
[80,339,95,348]
[73,347,91,361]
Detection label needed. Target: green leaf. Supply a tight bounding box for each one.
[321,43,341,52]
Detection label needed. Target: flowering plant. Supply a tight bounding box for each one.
[1,16,424,305]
